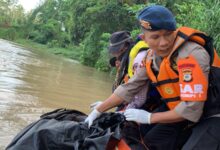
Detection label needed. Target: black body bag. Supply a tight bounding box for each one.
[6,108,148,150]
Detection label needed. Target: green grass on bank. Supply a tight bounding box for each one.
[14,38,81,61]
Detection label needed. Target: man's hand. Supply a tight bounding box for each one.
[90,101,102,110]
[84,109,101,128]
[124,109,152,124]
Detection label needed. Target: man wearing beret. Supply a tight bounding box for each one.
[85,5,220,150]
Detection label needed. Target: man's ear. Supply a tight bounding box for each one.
[140,34,144,40]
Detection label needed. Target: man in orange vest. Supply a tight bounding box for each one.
[85,5,220,150]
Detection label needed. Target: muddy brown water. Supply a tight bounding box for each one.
[0,39,113,149]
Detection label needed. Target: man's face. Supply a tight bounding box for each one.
[143,29,176,58]
[111,45,127,58]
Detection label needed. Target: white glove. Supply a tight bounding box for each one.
[84,109,101,128]
[90,101,102,110]
[124,109,152,124]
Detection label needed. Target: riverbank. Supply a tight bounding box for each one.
[14,39,81,61]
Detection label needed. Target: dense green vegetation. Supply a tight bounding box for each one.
[0,0,220,71]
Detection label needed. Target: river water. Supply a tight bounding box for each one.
[0,39,113,149]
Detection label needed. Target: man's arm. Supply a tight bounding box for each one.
[174,42,210,122]
[114,65,149,103]
[151,110,185,124]
[96,94,123,112]
[97,65,149,112]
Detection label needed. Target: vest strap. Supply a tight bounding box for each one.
[152,78,179,86]
[177,31,188,40]
[162,96,180,102]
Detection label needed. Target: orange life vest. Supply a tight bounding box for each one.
[145,27,220,110]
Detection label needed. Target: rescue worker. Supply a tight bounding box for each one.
[85,5,220,150]
[92,31,150,110]
[108,31,148,92]
[108,31,134,92]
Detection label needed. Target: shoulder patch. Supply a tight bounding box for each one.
[140,58,146,68]
[177,55,208,101]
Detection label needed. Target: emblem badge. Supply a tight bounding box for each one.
[140,20,152,30]
[164,87,174,95]
[182,68,192,82]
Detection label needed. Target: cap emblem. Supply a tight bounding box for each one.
[140,20,152,30]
